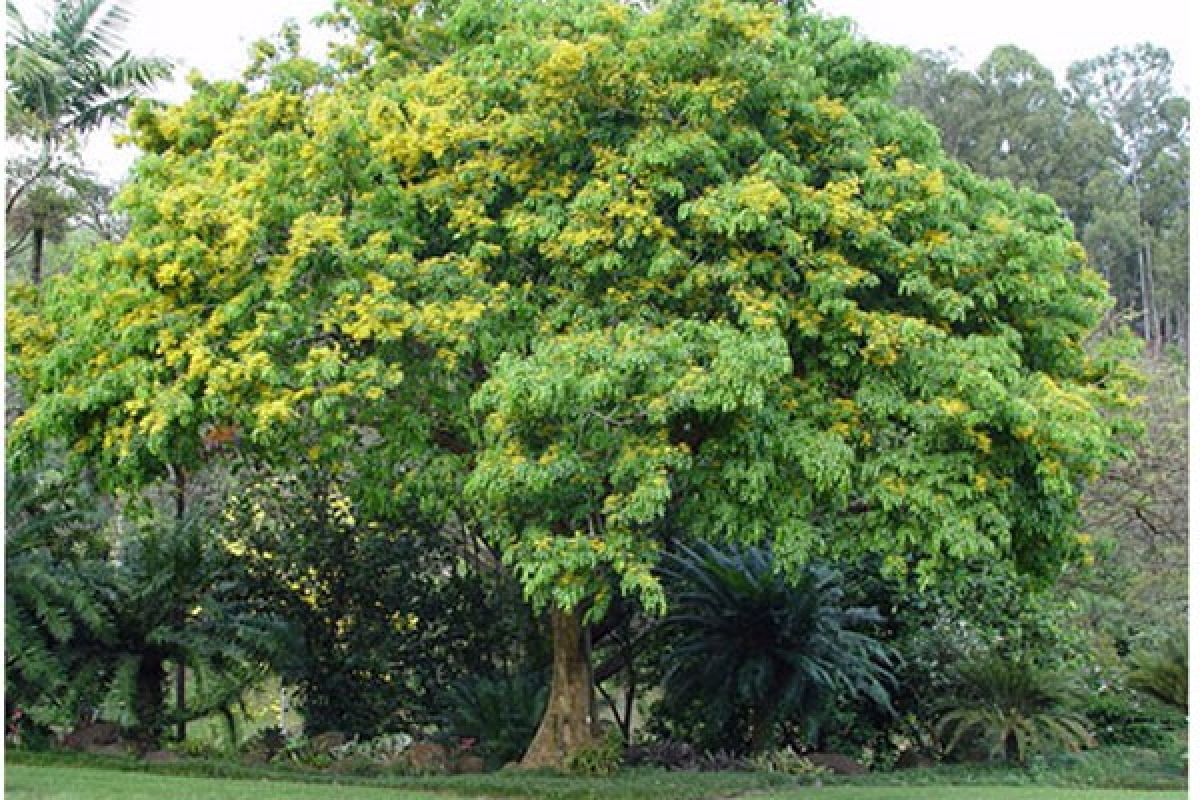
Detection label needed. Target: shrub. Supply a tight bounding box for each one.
[441,671,547,769]
[750,746,832,778]
[225,467,544,738]
[1128,633,1187,710]
[623,739,698,770]
[1080,681,1185,750]
[936,653,1095,764]
[694,749,753,772]
[239,725,289,762]
[565,729,624,776]
[330,732,414,764]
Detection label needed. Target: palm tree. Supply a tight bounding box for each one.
[6,0,170,283]
[656,542,895,754]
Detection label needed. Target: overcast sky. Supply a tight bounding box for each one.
[10,0,1192,181]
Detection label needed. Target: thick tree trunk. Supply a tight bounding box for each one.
[520,607,595,769]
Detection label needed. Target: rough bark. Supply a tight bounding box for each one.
[520,607,595,768]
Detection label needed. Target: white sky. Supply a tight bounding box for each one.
[8,0,1193,182]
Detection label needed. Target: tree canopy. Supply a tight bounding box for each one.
[7,0,1137,766]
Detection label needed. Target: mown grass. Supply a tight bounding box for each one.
[5,746,1186,800]
[4,754,793,800]
[4,765,1186,800]
[750,789,1185,800]
[5,766,438,800]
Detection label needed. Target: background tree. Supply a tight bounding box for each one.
[6,0,170,283]
[894,44,1188,350]
[7,0,1136,768]
[1071,354,1187,658]
[1067,45,1189,351]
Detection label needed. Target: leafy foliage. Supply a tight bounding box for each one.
[5,460,113,733]
[441,671,548,770]
[564,728,625,776]
[655,541,894,753]
[1080,684,1185,750]
[6,0,1138,760]
[935,653,1095,764]
[1127,632,1187,710]
[224,465,542,738]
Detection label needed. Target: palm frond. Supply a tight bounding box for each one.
[657,541,896,753]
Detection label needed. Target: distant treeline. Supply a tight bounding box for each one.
[893,44,1188,351]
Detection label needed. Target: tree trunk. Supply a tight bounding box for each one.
[133,654,167,747]
[1142,240,1159,355]
[520,607,595,769]
[31,225,44,286]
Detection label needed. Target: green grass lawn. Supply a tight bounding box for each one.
[4,765,1187,800]
[5,765,442,800]
[748,790,1186,800]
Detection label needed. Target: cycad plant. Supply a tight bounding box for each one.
[442,671,548,769]
[1128,633,1187,710]
[656,542,895,754]
[5,462,113,736]
[100,509,294,745]
[936,652,1095,764]
[6,461,292,748]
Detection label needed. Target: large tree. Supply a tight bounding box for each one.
[9,0,1134,767]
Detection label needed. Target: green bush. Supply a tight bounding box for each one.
[936,653,1095,764]
[441,671,547,769]
[565,729,623,776]
[1080,684,1185,750]
[749,746,832,778]
[1128,633,1187,710]
[225,467,544,738]
[239,725,290,762]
